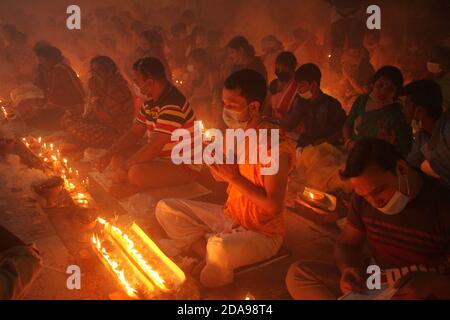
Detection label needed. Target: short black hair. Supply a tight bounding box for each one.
[372,65,404,97]
[224,69,267,106]
[140,30,163,48]
[90,55,117,74]
[34,45,63,64]
[295,63,321,85]
[133,57,166,80]
[402,79,443,120]
[340,138,403,180]
[276,51,297,70]
[227,36,256,56]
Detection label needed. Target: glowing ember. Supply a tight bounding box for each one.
[92,217,186,298]
[91,234,137,298]
[244,293,255,300]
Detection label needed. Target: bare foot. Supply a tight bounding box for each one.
[192,260,206,277]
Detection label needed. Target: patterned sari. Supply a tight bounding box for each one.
[63,73,134,148]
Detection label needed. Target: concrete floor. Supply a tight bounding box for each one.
[0,135,340,300]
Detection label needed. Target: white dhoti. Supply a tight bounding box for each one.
[155,198,282,287]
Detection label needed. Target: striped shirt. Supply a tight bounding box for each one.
[136,83,196,160]
[347,175,450,270]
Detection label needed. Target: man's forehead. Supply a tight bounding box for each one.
[297,80,311,88]
[350,166,393,193]
[223,88,244,101]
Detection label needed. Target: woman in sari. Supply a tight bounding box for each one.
[62,56,134,150]
[343,66,412,157]
[32,44,85,129]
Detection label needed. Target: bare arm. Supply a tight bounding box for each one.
[420,160,440,179]
[334,222,366,272]
[125,131,171,169]
[210,152,291,216]
[107,121,146,157]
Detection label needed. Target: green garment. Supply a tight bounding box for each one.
[346,94,412,156]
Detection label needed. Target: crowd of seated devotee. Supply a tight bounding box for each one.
[1,1,449,300]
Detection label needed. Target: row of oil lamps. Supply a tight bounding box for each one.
[22,136,91,207]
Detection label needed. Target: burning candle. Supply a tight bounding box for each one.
[43,143,47,149]
[308,191,325,201]
[56,149,61,158]
[51,155,59,171]
[63,158,68,167]
[25,142,30,148]
[38,137,42,144]
[50,143,54,151]
[244,293,255,300]
[75,170,79,179]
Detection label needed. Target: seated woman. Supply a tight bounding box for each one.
[343,65,412,157]
[32,44,85,130]
[225,36,267,81]
[182,48,219,125]
[340,46,375,111]
[1,25,34,90]
[61,56,134,153]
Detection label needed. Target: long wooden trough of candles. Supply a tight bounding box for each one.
[21,135,188,299]
[21,135,95,209]
[92,216,186,299]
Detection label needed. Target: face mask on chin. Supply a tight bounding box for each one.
[222,107,248,129]
[298,90,313,100]
[377,171,411,215]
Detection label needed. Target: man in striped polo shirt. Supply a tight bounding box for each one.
[95,57,199,198]
[286,139,450,300]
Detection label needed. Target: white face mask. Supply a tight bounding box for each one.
[427,62,442,74]
[222,107,248,129]
[298,90,313,100]
[378,173,411,215]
